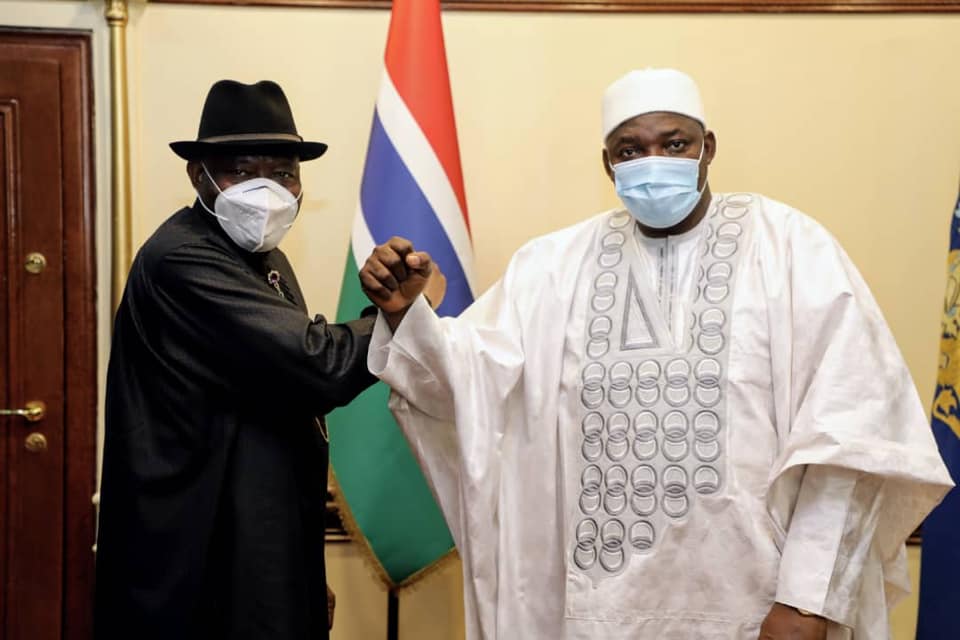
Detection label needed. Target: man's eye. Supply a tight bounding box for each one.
[231,169,249,177]
[667,140,687,151]
[619,148,637,158]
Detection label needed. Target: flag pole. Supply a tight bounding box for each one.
[387,590,399,640]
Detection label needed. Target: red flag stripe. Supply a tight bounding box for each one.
[384,0,471,232]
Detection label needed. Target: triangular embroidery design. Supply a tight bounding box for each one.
[621,270,659,350]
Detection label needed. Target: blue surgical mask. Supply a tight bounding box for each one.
[612,144,706,229]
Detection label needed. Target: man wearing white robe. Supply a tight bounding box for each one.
[358,69,953,640]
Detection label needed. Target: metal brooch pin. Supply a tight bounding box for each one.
[266,269,285,299]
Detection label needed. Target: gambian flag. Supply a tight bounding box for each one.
[917,189,960,638]
[327,0,475,588]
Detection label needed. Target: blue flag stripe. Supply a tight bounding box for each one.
[359,111,473,317]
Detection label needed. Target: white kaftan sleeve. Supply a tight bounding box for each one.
[368,295,457,421]
[368,267,527,424]
[775,466,883,627]
[762,205,952,634]
[367,261,533,640]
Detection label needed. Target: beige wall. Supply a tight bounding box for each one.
[3,1,959,638]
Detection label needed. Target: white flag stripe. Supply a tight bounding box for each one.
[375,71,476,295]
[351,203,377,271]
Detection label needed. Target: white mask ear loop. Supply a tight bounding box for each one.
[278,190,304,233]
[196,163,224,216]
[695,135,712,200]
[694,137,706,192]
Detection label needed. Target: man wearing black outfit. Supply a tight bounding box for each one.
[95,80,376,639]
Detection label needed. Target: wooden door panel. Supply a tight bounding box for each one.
[0,56,67,640]
[0,29,96,640]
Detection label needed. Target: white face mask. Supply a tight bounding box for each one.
[197,164,302,252]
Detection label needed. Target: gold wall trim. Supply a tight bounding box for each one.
[106,0,132,311]
[150,0,960,13]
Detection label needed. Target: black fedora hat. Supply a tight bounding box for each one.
[170,80,327,161]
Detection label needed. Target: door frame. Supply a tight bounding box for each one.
[0,27,98,639]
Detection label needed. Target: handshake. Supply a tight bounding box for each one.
[359,236,447,328]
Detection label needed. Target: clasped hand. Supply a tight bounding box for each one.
[360,237,446,326]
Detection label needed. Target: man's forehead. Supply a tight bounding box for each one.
[606,112,703,143]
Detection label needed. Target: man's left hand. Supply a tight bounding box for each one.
[758,603,827,640]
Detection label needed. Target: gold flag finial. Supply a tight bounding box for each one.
[105,0,128,25]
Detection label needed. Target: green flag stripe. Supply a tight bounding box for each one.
[329,245,454,584]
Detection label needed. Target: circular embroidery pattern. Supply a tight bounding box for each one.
[573,195,750,579]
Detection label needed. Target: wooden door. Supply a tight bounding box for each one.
[0,29,97,640]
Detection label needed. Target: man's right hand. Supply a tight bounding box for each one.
[758,603,827,640]
[360,237,434,329]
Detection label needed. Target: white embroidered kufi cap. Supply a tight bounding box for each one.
[601,68,706,141]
